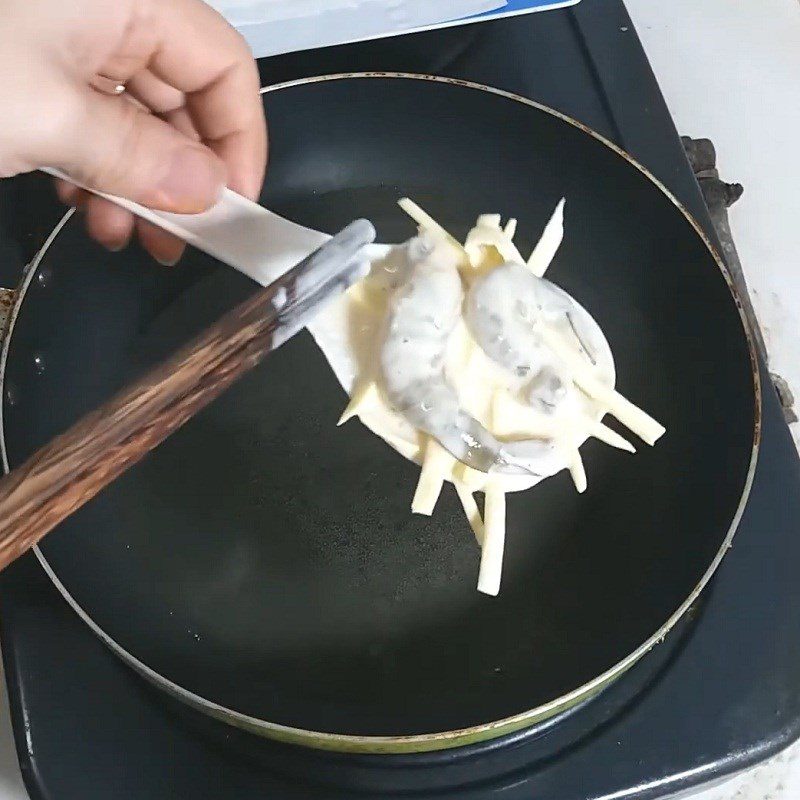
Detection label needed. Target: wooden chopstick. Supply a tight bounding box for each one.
[0,220,375,572]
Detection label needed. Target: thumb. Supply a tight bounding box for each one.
[49,89,226,214]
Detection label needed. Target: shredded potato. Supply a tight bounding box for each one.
[478,484,507,596]
[412,438,455,516]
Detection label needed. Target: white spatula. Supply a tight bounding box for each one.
[42,167,389,287]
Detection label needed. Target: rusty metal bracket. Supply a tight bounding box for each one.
[681,137,759,348]
[682,136,796,424]
[0,288,16,340]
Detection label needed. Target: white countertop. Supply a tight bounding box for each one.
[0,1,798,796]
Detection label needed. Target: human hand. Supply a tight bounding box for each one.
[0,0,267,264]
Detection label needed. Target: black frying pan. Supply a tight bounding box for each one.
[0,75,758,752]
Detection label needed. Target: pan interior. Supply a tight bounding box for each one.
[2,77,756,738]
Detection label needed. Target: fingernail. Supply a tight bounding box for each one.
[95,236,127,252]
[155,253,182,267]
[156,148,225,213]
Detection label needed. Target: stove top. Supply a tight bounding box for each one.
[1,2,799,798]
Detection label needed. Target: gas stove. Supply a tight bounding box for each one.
[0,2,798,798]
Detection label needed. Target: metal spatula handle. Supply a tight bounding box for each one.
[0,219,375,574]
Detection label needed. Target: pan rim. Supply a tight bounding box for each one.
[0,72,762,753]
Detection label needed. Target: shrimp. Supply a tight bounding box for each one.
[465,261,595,415]
[380,237,563,476]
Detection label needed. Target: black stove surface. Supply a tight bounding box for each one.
[1,2,799,799]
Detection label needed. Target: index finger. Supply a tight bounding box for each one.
[150,0,267,200]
